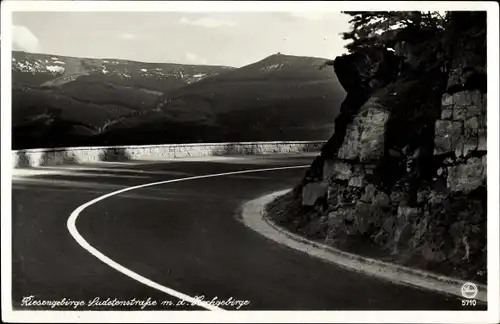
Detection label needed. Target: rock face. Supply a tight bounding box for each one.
[278,12,487,283]
[337,98,390,163]
[302,182,329,206]
[318,48,401,161]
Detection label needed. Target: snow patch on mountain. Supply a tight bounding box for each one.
[260,63,284,72]
[12,51,236,86]
[46,65,65,73]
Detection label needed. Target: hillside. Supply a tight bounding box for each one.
[12,51,234,149]
[12,52,346,149]
[98,53,346,146]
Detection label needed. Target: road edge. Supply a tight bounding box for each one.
[65,165,310,312]
[240,188,488,304]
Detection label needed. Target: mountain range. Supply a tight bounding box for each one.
[12,51,345,149]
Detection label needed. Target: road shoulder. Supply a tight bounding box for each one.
[240,189,488,304]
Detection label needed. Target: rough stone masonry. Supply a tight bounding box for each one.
[277,12,487,283]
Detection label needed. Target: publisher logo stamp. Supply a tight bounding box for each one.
[461,282,478,299]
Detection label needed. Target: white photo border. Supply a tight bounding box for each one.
[1,1,499,323]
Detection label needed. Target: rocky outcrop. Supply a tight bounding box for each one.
[336,98,389,163]
[299,49,399,207]
[272,12,487,283]
[321,98,389,192]
[302,48,401,189]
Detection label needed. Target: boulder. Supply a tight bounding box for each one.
[322,158,336,181]
[359,107,390,162]
[348,176,366,188]
[360,183,377,202]
[397,206,420,222]
[337,98,390,162]
[372,192,391,208]
[302,182,329,206]
[393,223,413,254]
[447,157,486,192]
[355,202,372,234]
[332,162,353,181]
[337,122,361,160]
[417,190,430,205]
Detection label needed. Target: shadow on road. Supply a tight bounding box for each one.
[14,150,79,168]
[99,148,132,162]
[14,151,31,168]
[41,150,78,166]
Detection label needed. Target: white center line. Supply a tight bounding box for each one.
[67,164,309,311]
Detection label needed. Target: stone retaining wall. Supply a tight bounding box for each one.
[12,141,325,168]
[434,88,487,193]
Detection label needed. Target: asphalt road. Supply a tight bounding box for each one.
[11,154,481,311]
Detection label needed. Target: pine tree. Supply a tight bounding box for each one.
[341,11,448,53]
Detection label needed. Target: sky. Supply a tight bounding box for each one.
[11,11,351,67]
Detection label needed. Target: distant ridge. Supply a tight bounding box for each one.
[12,51,345,149]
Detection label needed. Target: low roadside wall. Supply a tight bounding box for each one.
[12,141,324,168]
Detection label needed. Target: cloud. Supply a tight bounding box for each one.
[119,33,137,40]
[288,12,332,21]
[185,52,207,65]
[179,16,235,28]
[12,25,41,52]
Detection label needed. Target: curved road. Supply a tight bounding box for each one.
[12,154,476,311]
